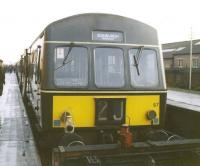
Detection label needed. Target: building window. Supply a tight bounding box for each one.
[177,59,183,68]
[192,58,199,68]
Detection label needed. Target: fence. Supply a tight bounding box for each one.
[165,68,200,90]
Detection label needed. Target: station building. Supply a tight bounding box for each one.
[162,39,200,89]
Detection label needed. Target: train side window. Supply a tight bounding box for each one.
[129,49,159,87]
[33,50,37,83]
[54,46,88,87]
[94,48,125,88]
[34,46,41,84]
[28,51,36,81]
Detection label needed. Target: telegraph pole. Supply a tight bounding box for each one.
[189,27,192,89]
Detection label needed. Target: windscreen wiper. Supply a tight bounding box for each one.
[133,46,144,76]
[55,43,74,71]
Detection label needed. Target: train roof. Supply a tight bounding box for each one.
[41,13,158,46]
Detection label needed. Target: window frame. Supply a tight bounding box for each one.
[192,58,199,68]
[177,58,183,68]
[53,46,89,88]
[128,48,160,88]
[93,47,125,88]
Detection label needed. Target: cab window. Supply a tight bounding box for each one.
[54,46,88,87]
[94,48,125,88]
[129,49,159,87]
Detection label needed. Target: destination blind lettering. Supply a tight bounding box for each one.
[92,31,124,42]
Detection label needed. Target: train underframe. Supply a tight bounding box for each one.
[39,125,200,166]
[50,125,200,166]
[52,138,200,166]
[23,96,200,166]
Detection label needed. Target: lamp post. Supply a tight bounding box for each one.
[189,27,192,90]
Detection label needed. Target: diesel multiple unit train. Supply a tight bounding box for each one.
[16,14,200,165]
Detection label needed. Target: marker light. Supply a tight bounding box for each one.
[147,110,157,120]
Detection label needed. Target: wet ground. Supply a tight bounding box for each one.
[0,73,41,166]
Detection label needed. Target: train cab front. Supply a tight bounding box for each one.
[40,41,168,147]
[19,14,200,165]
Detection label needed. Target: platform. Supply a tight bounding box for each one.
[166,89,200,138]
[0,73,41,166]
[167,89,200,112]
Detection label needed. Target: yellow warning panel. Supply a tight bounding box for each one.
[52,95,160,128]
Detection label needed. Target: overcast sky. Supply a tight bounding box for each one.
[0,0,200,64]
